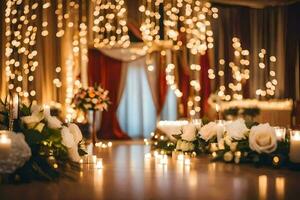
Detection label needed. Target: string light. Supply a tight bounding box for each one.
[5,0,39,100]
[256,49,277,98]
[164,0,218,55]
[92,0,130,48]
[139,0,162,46]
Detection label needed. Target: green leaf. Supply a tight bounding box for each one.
[24,129,46,145]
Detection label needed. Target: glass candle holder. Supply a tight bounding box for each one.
[274,127,286,141]
[289,130,300,163]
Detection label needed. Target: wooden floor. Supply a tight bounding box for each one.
[1,140,300,200]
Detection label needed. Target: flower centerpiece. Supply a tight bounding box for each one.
[0,99,86,183]
[72,85,110,145]
[151,119,290,168]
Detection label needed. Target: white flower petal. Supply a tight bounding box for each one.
[68,123,83,144]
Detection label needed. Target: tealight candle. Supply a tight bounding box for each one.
[177,154,184,161]
[215,120,225,143]
[184,158,191,166]
[0,133,12,155]
[107,142,112,147]
[289,130,300,163]
[160,155,168,165]
[274,127,286,141]
[96,158,103,169]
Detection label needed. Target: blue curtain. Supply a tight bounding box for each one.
[160,88,178,121]
[117,59,178,138]
[117,59,157,138]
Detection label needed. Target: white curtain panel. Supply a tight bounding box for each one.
[117,58,157,138]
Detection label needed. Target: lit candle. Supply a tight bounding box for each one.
[96,158,103,169]
[215,120,225,143]
[0,132,12,155]
[107,142,112,147]
[289,130,300,163]
[215,104,221,120]
[184,158,191,166]
[160,155,168,165]
[177,154,184,162]
[12,94,19,119]
[274,127,286,141]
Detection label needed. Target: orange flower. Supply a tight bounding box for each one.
[89,92,95,98]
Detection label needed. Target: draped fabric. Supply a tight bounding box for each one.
[88,49,130,140]
[144,52,169,117]
[211,3,300,100]
[177,54,190,118]
[200,53,211,116]
[117,58,157,138]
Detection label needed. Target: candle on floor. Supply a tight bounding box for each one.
[177,154,184,162]
[107,142,112,147]
[274,127,286,141]
[289,130,300,163]
[0,132,12,155]
[96,158,103,169]
[160,155,168,165]
[184,158,191,166]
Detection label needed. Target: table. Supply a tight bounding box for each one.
[1,141,300,200]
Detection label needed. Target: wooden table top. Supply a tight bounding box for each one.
[1,140,300,200]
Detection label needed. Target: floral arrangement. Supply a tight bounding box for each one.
[152,119,291,168]
[0,100,86,183]
[72,85,110,112]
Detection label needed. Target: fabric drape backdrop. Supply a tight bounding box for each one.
[117,58,157,138]
[88,49,130,140]
[211,3,300,100]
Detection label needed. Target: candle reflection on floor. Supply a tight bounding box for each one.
[259,175,268,200]
[276,177,285,200]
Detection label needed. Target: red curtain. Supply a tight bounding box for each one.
[178,60,190,118]
[200,52,211,116]
[88,48,130,140]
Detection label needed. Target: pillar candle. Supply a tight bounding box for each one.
[289,130,300,163]
[0,132,12,155]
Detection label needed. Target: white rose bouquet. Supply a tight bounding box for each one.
[0,101,86,183]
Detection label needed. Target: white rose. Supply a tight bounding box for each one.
[200,122,218,141]
[46,116,62,129]
[68,145,81,162]
[225,119,249,140]
[68,123,83,144]
[181,124,197,141]
[92,98,98,104]
[249,123,277,154]
[61,126,75,148]
[22,113,44,129]
[30,104,42,115]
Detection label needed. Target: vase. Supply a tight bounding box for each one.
[87,110,102,146]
